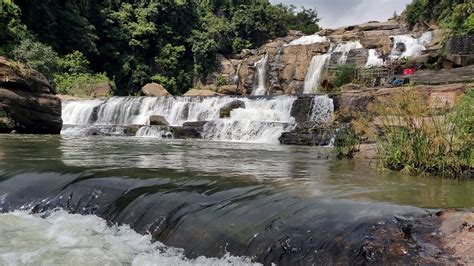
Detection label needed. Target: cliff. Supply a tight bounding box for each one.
[197,15,473,96]
[0,57,62,134]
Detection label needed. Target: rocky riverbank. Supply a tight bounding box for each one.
[0,57,62,134]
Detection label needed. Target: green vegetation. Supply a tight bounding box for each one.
[353,89,473,178]
[405,0,473,36]
[0,0,321,96]
[334,126,360,159]
[333,64,357,88]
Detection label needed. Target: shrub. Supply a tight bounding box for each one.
[334,125,360,159]
[53,72,110,97]
[333,64,357,88]
[361,89,473,178]
[12,38,60,80]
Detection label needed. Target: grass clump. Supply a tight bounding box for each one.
[356,89,473,178]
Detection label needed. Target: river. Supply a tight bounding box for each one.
[1,134,473,264]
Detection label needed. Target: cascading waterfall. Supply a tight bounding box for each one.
[308,95,334,124]
[365,49,385,67]
[62,96,300,144]
[303,41,363,94]
[334,41,363,65]
[252,54,269,96]
[303,54,331,94]
[201,96,297,144]
[390,32,432,59]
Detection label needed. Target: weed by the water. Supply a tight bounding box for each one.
[353,89,473,178]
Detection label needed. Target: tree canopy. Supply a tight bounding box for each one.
[0,0,321,95]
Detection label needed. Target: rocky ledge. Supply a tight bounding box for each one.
[0,57,62,134]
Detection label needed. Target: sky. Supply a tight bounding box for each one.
[269,0,413,28]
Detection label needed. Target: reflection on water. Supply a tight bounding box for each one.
[0,135,473,208]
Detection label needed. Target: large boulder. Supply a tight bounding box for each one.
[141,82,171,97]
[183,89,218,97]
[149,115,169,126]
[219,100,245,118]
[217,85,245,95]
[0,58,62,134]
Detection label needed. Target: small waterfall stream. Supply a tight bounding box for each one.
[303,54,331,94]
[252,54,269,96]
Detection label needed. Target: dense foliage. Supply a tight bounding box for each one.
[0,0,320,95]
[405,0,474,36]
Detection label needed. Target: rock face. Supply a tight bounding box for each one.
[149,115,169,126]
[0,58,62,134]
[201,16,417,96]
[333,83,471,115]
[141,82,171,97]
[279,122,333,146]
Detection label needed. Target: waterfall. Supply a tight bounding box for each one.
[252,54,269,96]
[365,49,385,67]
[286,35,329,46]
[303,54,331,94]
[308,95,334,124]
[201,96,296,144]
[62,96,299,144]
[390,32,432,60]
[302,41,363,94]
[333,41,363,65]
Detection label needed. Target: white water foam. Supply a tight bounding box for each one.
[303,54,331,94]
[201,96,297,144]
[0,210,259,266]
[286,35,329,46]
[252,54,269,96]
[62,96,300,143]
[365,49,385,67]
[308,95,334,124]
[390,31,432,59]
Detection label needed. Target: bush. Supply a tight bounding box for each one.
[53,72,110,97]
[12,38,60,80]
[333,64,357,88]
[361,89,473,178]
[334,125,360,159]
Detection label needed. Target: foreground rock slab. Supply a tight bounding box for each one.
[0,57,62,134]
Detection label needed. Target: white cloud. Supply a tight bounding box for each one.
[269,0,412,28]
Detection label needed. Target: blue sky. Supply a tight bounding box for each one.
[269,0,413,28]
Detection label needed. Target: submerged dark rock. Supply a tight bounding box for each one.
[279,122,333,146]
[0,57,62,134]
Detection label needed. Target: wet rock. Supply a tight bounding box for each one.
[125,125,142,136]
[279,123,333,146]
[169,126,201,139]
[0,58,62,134]
[149,115,169,126]
[290,96,314,124]
[141,82,171,97]
[182,121,208,134]
[219,100,245,118]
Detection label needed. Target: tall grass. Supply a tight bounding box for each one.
[354,89,473,178]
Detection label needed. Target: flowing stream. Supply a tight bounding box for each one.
[1,135,473,265]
